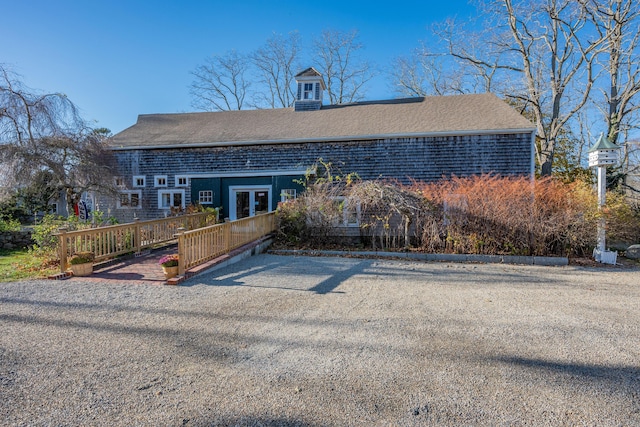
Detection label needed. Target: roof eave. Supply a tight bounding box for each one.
[109,127,537,151]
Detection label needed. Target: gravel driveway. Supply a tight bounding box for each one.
[1,254,639,426]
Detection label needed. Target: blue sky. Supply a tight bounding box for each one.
[2,1,476,134]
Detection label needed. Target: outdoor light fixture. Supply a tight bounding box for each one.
[588,133,621,264]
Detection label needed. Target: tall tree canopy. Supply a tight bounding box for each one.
[0,65,116,215]
[390,0,640,178]
[190,28,374,111]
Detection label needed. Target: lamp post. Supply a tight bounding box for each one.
[588,133,620,264]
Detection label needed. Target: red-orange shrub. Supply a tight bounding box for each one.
[413,175,599,256]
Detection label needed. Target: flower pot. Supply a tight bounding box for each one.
[70,262,93,277]
[162,265,179,279]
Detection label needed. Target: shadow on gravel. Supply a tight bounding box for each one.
[192,417,319,427]
[308,261,367,294]
[193,257,371,294]
[190,254,565,294]
[493,356,640,396]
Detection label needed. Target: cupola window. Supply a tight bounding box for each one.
[303,83,314,100]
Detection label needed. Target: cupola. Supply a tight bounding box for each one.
[294,67,325,111]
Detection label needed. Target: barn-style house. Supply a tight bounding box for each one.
[104,68,536,222]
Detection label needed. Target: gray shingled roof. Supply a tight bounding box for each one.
[109,93,535,149]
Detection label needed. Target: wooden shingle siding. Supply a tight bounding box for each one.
[145,134,531,181]
[117,133,531,182]
[107,132,531,221]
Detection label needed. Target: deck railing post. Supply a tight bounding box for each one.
[58,227,69,273]
[224,221,231,253]
[134,218,141,254]
[176,227,186,276]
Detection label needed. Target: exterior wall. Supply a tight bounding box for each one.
[103,133,532,222]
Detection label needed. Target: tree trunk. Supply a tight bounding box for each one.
[65,187,78,219]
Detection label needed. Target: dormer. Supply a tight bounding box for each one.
[294,67,326,111]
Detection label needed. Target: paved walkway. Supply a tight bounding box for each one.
[61,238,272,286]
[67,245,178,285]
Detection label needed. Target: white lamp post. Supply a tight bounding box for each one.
[588,133,620,264]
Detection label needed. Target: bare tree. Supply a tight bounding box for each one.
[314,29,375,104]
[433,16,523,96]
[427,1,607,175]
[502,0,607,175]
[585,0,640,145]
[391,48,467,97]
[0,65,116,215]
[251,31,301,108]
[189,50,250,111]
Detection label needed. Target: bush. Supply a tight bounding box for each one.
[605,192,640,244]
[31,214,68,253]
[0,217,21,232]
[414,175,599,256]
[276,174,640,257]
[69,251,94,265]
[275,199,309,246]
[275,175,350,248]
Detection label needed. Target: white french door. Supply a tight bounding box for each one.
[229,186,271,220]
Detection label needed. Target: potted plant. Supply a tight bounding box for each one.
[68,251,95,277]
[159,254,179,279]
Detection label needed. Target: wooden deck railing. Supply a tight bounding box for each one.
[57,212,216,272]
[176,212,276,275]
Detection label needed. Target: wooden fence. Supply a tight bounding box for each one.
[57,212,216,272]
[176,212,276,275]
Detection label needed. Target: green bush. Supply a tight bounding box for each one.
[68,251,94,265]
[31,214,69,252]
[275,199,309,245]
[0,218,21,232]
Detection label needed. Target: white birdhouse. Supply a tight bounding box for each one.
[588,133,620,167]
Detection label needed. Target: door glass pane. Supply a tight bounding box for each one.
[161,193,171,208]
[236,191,250,219]
[255,191,269,215]
[173,192,182,208]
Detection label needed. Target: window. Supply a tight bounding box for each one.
[115,177,125,188]
[158,190,185,209]
[133,175,146,187]
[154,175,168,187]
[176,175,188,187]
[280,189,297,202]
[199,190,213,204]
[334,197,360,227]
[117,191,142,209]
[303,83,314,100]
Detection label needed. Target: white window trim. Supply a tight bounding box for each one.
[280,189,297,202]
[158,189,185,209]
[334,196,360,227]
[175,175,189,187]
[154,175,168,188]
[198,190,213,205]
[117,190,142,209]
[133,175,146,188]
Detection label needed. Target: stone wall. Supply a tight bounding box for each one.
[0,231,34,250]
